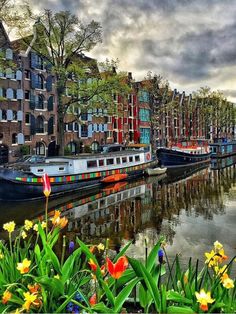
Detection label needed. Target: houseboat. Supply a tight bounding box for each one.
[156,140,211,168]
[0,145,156,200]
[210,139,236,158]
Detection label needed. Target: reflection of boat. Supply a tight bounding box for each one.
[210,139,236,158]
[101,173,128,183]
[145,167,167,176]
[61,180,148,221]
[156,140,211,168]
[0,144,156,200]
[211,155,236,170]
[163,162,210,184]
[102,181,128,192]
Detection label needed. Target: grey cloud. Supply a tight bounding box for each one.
[27,0,236,101]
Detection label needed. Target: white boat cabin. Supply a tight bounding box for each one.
[30,145,153,176]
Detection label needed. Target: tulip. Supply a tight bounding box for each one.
[106,256,128,279]
[89,293,97,306]
[42,173,51,197]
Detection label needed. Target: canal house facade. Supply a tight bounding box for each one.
[0,22,24,163]
[11,36,58,159]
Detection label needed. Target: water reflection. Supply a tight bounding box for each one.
[0,158,236,271]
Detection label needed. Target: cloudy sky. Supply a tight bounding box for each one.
[28,0,236,102]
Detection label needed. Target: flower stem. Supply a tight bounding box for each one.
[45,196,49,236]
[61,235,66,266]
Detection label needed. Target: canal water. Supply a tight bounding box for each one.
[0,157,236,272]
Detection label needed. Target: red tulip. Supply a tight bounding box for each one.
[42,173,51,197]
[88,259,97,272]
[106,256,128,279]
[89,293,97,306]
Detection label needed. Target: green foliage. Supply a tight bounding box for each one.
[0,213,235,313]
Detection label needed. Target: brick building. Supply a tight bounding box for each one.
[0,22,24,163]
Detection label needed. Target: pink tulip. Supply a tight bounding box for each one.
[42,173,51,197]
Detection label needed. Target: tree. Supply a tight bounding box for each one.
[10,9,130,155]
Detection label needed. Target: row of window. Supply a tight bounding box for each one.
[0,69,23,80]
[0,88,23,100]
[87,154,140,168]
[0,109,23,121]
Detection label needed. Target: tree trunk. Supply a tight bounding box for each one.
[57,90,65,156]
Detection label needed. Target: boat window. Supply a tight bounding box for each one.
[135,155,140,162]
[99,160,104,166]
[37,169,44,172]
[122,156,127,163]
[106,158,114,165]
[129,156,133,162]
[116,157,121,164]
[59,167,65,171]
[87,160,97,168]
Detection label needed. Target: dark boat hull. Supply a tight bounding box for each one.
[0,162,154,201]
[156,148,211,168]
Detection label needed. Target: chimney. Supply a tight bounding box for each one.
[128,72,132,80]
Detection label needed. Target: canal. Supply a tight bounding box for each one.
[0,157,236,272]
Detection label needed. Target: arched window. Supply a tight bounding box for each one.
[12,133,17,144]
[36,74,44,89]
[36,116,44,133]
[36,94,44,109]
[36,55,44,70]
[36,142,46,155]
[67,142,77,155]
[12,111,17,120]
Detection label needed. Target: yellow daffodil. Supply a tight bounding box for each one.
[97,243,105,252]
[24,220,33,231]
[21,231,27,239]
[218,248,228,263]
[0,251,4,259]
[222,276,234,289]
[54,274,60,279]
[214,241,223,251]
[41,221,47,229]
[214,264,227,276]
[195,289,215,312]
[221,273,234,289]
[3,221,15,234]
[205,250,217,267]
[33,224,38,232]
[17,258,31,274]
[22,292,37,311]
[2,290,12,304]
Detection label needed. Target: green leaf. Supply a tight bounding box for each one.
[37,276,64,297]
[61,247,81,283]
[167,291,193,305]
[98,280,115,307]
[45,245,61,275]
[116,269,136,287]
[146,236,165,272]
[129,257,161,312]
[139,284,152,309]
[114,241,132,262]
[167,306,195,313]
[92,302,113,313]
[114,278,140,313]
